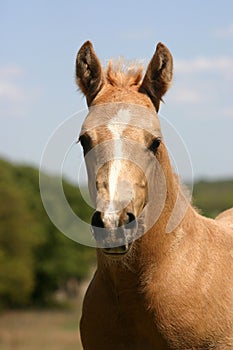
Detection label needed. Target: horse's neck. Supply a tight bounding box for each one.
[138,147,196,267]
[97,251,140,293]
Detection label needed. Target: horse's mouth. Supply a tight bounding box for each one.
[102,243,132,256]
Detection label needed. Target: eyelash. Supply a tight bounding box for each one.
[79,135,92,154]
[148,138,161,154]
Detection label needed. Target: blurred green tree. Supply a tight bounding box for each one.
[0,160,42,307]
[0,158,95,308]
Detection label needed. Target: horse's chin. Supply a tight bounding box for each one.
[101,242,132,257]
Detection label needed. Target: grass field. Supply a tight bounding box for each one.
[0,305,83,350]
[0,279,91,350]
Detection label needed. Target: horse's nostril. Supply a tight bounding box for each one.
[91,211,104,229]
[127,212,136,223]
[126,212,137,230]
[91,211,108,243]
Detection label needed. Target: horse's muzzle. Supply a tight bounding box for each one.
[91,210,138,254]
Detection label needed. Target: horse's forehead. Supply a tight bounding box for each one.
[80,103,161,137]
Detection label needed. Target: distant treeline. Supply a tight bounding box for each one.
[192,179,233,218]
[0,158,232,309]
[0,158,95,309]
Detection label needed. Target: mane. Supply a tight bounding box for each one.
[105,60,144,88]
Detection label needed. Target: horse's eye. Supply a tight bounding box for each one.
[148,138,161,154]
[79,134,92,155]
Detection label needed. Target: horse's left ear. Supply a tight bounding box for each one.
[139,43,173,111]
[76,41,105,106]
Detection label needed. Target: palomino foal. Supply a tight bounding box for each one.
[76,41,233,350]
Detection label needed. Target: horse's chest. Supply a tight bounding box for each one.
[80,277,169,349]
[106,289,168,348]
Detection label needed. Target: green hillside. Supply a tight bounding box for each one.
[0,157,232,309]
[0,158,95,309]
[192,179,233,218]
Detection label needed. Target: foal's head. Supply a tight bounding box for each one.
[76,41,173,255]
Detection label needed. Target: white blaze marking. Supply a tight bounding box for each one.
[106,109,131,215]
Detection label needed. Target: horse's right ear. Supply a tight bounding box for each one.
[76,41,104,106]
[139,43,173,111]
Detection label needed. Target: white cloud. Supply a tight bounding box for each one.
[0,65,24,79]
[0,65,30,118]
[222,108,233,119]
[174,56,233,77]
[214,23,233,39]
[0,81,26,101]
[169,88,202,104]
[167,54,233,112]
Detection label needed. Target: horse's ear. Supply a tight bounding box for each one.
[139,43,173,111]
[76,41,105,106]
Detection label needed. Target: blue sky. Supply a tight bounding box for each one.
[1,0,233,181]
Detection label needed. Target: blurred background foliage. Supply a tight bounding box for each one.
[0,157,232,310]
[0,158,95,309]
